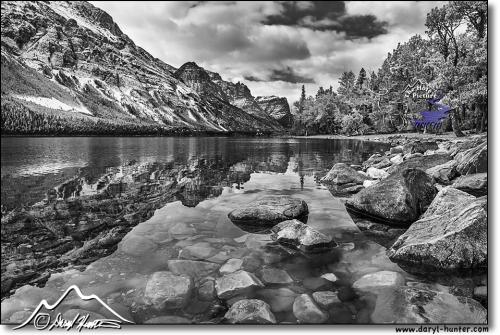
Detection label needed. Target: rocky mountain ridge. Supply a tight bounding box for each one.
[0,1,290,135]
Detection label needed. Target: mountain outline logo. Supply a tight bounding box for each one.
[13,284,134,330]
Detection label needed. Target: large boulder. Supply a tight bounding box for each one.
[371,286,487,324]
[421,187,475,218]
[228,196,308,233]
[270,219,337,253]
[455,141,487,175]
[452,173,487,196]
[215,270,264,299]
[224,299,276,324]
[425,160,458,184]
[320,163,369,185]
[144,272,193,310]
[402,141,438,155]
[293,294,329,324]
[345,169,437,226]
[388,196,487,273]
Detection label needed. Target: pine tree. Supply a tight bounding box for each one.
[299,85,306,114]
[316,86,325,98]
[356,68,367,89]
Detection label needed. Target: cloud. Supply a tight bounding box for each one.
[264,1,388,39]
[245,66,315,84]
[90,1,442,106]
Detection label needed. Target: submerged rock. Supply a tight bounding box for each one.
[258,267,293,284]
[352,271,405,293]
[345,169,437,226]
[198,279,216,301]
[270,219,337,253]
[120,235,157,256]
[224,299,276,324]
[320,163,369,185]
[257,288,297,312]
[228,196,308,233]
[452,173,487,196]
[144,271,193,310]
[179,242,217,260]
[219,258,244,274]
[293,294,329,324]
[312,291,341,309]
[144,316,192,324]
[388,196,487,273]
[371,286,487,324]
[167,260,220,278]
[215,270,264,299]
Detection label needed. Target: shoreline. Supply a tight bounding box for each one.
[291,131,468,143]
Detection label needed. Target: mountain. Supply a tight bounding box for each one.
[0,1,289,135]
[255,96,294,128]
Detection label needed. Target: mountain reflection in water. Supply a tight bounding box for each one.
[1,137,390,210]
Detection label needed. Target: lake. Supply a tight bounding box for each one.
[1,137,390,210]
[2,136,471,324]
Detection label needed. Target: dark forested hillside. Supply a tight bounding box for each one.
[290,1,487,136]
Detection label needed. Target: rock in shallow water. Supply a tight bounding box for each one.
[228,196,308,233]
[388,196,487,273]
[346,169,437,226]
[270,219,337,253]
[215,270,264,299]
[259,267,293,284]
[352,271,405,293]
[219,258,244,274]
[320,163,369,185]
[293,294,328,324]
[224,299,276,324]
[371,286,487,324]
[144,316,192,324]
[144,271,193,310]
[120,235,157,256]
[167,260,220,278]
[312,291,341,309]
[257,288,297,312]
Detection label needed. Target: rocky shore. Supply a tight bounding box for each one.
[321,134,487,305]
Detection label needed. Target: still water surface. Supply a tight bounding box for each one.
[2,137,451,324]
[1,137,389,209]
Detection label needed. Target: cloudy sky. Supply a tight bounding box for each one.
[91,1,446,105]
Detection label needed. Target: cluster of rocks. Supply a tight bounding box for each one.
[319,135,487,316]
